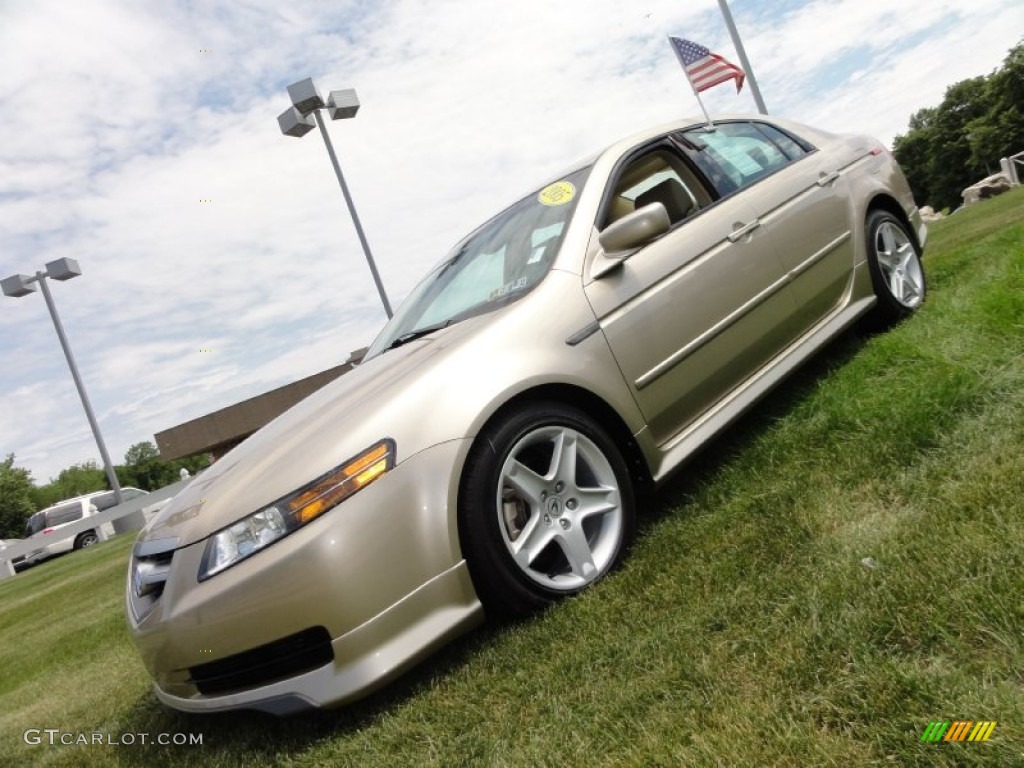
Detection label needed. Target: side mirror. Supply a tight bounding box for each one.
[592,203,671,278]
[598,202,671,255]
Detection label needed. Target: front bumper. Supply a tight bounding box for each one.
[126,438,484,713]
[153,562,480,714]
[24,541,61,564]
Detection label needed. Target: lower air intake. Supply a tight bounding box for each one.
[188,626,333,695]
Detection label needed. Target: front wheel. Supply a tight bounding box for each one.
[865,210,926,326]
[458,403,635,619]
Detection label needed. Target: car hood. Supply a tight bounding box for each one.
[139,270,609,550]
[140,315,491,549]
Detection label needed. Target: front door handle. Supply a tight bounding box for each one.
[728,219,761,243]
[817,170,840,187]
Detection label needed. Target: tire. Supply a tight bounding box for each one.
[74,531,99,549]
[458,402,635,619]
[865,210,926,327]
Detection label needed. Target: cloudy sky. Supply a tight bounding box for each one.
[1,0,1020,484]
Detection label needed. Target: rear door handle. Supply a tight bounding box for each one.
[728,220,761,243]
[817,170,840,187]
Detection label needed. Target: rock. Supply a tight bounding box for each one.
[962,173,1012,206]
[919,205,944,222]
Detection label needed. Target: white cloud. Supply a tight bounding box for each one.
[752,0,1021,142]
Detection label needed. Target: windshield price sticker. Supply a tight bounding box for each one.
[538,181,575,206]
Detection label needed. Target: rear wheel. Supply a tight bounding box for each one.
[74,531,99,549]
[458,403,635,618]
[865,210,926,326]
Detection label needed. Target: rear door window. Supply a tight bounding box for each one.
[93,492,118,511]
[678,121,813,195]
[45,502,84,527]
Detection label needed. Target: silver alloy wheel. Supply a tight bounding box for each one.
[496,425,623,591]
[874,220,924,309]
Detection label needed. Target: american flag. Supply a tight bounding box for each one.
[669,37,745,94]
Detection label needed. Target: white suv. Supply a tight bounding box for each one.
[23,488,148,564]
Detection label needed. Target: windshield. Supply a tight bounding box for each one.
[366,166,591,357]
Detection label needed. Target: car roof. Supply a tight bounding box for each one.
[537,112,831,196]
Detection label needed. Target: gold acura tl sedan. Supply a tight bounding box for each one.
[127,115,926,714]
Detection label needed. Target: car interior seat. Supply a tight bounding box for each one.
[634,178,695,225]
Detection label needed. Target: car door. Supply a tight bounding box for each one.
[584,141,799,447]
[677,120,856,329]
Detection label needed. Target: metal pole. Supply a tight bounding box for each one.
[693,89,715,129]
[717,0,768,114]
[35,273,124,504]
[312,110,393,319]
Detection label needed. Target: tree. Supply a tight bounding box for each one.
[967,42,1024,174]
[121,441,169,490]
[892,120,935,209]
[119,441,209,491]
[894,76,990,211]
[30,460,108,510]
[124,440,162,470]
[893,40,1024,211]
[0,454,35,539]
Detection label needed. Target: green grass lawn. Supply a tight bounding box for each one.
[2,189,1023,767]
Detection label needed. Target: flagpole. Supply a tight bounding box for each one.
[717,0,768,114]
[692,89,714,129]
[667,36,715,129]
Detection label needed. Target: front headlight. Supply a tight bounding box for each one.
[198,439,395,581]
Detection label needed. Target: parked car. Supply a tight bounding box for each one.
[24,487,149,564]
[127,114,926,714]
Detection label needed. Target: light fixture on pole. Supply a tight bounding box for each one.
[2,258,124,505]
[277,78,393,319]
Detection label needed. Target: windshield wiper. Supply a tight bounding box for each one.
[385,320,452,351]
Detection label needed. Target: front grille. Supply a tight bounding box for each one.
[129,537,178,621]
[188,626,334,695]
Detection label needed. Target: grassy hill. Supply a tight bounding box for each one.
[2,188,1022,767]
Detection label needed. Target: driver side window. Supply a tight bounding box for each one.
[602,147,712,230]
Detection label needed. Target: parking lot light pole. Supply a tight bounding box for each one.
[717,0,768,114]
[277,78,393,318]
[1,259,124,505]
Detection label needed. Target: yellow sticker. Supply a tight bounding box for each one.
[538,181,575,206]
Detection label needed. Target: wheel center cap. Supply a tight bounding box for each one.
[546,496,563,517]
